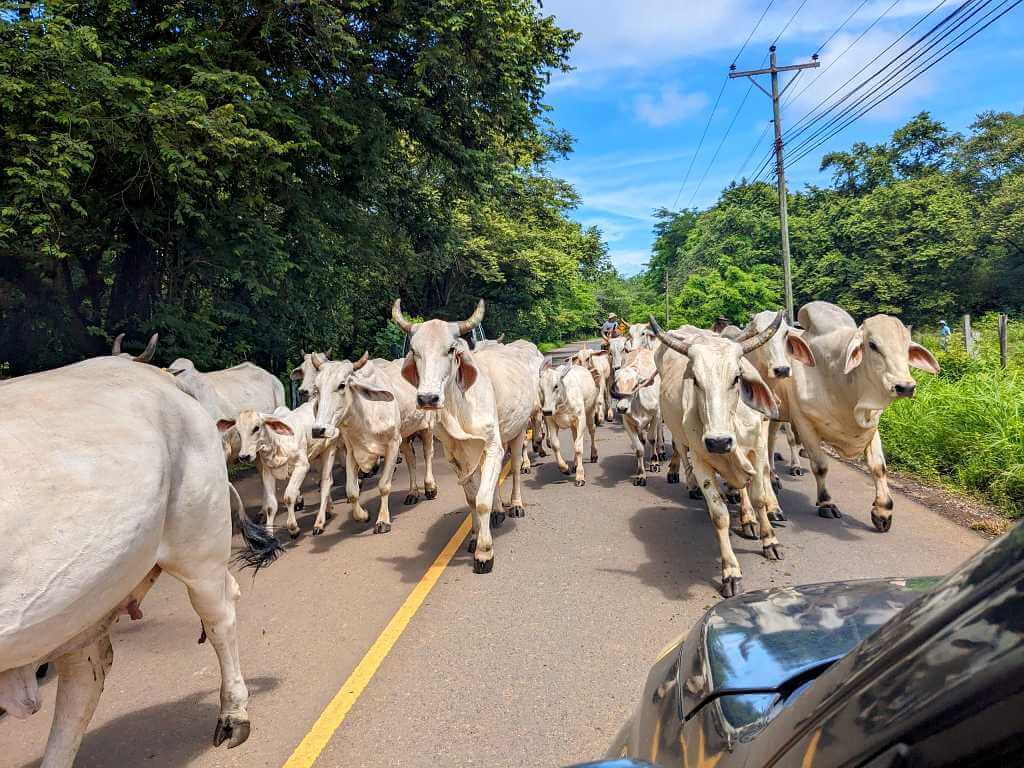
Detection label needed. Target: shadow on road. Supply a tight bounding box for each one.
[16,677,280,768]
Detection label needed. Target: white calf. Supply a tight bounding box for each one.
[538,363,599,487]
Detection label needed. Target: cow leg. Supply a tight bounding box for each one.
[666,442,681,484]
[645,420,660,473]
[691,459,743,597]
[682,446,702,499]
[767,421,784,490]
[401,439,421,504]
[587,409,598,464]
[605,377,615,422]
[468,447,502,573]
[794,418,840,519]
[571,419,586,487]
[778,422,804,476]
[372,440,400,534]
[657,421,669,461]
[259,466,278,537]
[532,411,548,457]
[39,631,114,768]
[865,430,894,532]
[736,489,758,539]
[282,458,309,539]
[626,418,646,486]
[747,451,784,561]
[594,378,605,425]
[183,569,251,750]
[422,430,438,500]
[312,443,337,535]
[546,416,570,474]
[345,444,370,524]
[762,454,786,522]
[508,430,526,517]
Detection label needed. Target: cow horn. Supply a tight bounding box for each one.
[740,311,783,354]
[648,315,692,355]
[457,299,485,336]
[352,351,369,370]
[392,299,415,334]
[134,333,159,363]
[111,333,125,355]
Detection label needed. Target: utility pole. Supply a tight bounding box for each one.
[730,46,819,324]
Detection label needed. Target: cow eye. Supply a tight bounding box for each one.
[733,375,741,387]
[337,381,346,391]
[251,426,259,435]
[868,340,880,354]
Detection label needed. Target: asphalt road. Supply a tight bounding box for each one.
[4,342,985,768]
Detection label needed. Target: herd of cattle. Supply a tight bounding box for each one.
[0,297,939,767]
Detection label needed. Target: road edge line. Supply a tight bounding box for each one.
[282,514,473,768]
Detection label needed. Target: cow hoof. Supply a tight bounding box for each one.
[818,503,842,519]
[312,525,324,536]
[508,505,526,518]
[725,491,741,504]
[789,466,806,476]
[213,716,250,749]
[871,510,893,532]
[667,472,680,484]
[521,466,531,474]
[768,509,787,522]
[763,544,784,561]
[289,528,300,540]
[294,497,305,512]
[648,462,660,473]
[720,577,742,598]
[738,522,758,540]
[575,479,586,487]
[473,557,494,575]
[467,537,477,553]
[396,456,403,464]
[491,509,506,528]
[771,475,782,492]
[774,452,784,461]
[590,453,599,464]
[404,493,419,505]
[632,477,646,486]
[688,488,703,500]
[374,521,392,535]
[424,487,438,500]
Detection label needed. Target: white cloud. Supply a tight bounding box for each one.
[608,248,652,276]
[634,87,708,126]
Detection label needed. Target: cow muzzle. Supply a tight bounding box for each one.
[541,408,554,416]
[703,434,734,454]
[893,381,916,398]
[616,399,629,414]
[416,392,442,409]
[772,365,791,378]
[239,452,256,463]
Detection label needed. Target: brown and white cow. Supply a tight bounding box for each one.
[393,299,535,572]
[772,301,939,531]
[651,314,786,597]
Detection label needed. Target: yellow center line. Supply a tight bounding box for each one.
[282,513,473,768]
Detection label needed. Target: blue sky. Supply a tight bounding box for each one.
[541,0,1024,275]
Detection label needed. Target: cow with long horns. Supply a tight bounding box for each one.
[393,299,534,573]
[651,313,786,597]
[110,332,159,362]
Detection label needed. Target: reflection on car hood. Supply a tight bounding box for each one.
[678,578,938,730]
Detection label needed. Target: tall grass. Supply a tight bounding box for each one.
[880,314,1024,519]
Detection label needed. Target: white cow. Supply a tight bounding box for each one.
[736,310,816,483]
[625,322,655,352]
[601,333,630,372]
[498,338,546,471]
[612,347,665,486]
[376,357,439,502]
[651,315,786,597]
[774,301,939,531]
[225,403,335,538]
[393,299,534,572]
[169,358,286,461]
[311,355,404,535]
[572,347,614,423]
[0,357,281,767]
[289,350,331,402]
[538,362,599,487]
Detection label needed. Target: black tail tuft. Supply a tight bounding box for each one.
[228,484,284,573]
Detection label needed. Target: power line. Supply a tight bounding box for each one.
[772,0,811,45]
[784,0,1021,169]
[814,0,874,55]
[668,0,777,209]
[689,78,759,206]
[784,0,991,160]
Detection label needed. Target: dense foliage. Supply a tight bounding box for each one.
[0,1,614,374]
[617,111,1024,329]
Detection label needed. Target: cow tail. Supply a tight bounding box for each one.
[228,483,283,573]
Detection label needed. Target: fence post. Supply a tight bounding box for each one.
[963,314,973,357]
[999,313,1009,369]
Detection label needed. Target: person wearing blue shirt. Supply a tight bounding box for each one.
[939,319,951,349]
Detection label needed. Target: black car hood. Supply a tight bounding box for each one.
[677,577,938,731]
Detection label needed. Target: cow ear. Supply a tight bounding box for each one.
[289,367,304,381]
[457,351,478,390]
[843,331,864,374]
[786,332,816,367]
[264,419,294,436]
[401,355,419,387]
[351,382,396,402]
[740,374,779,420]
[908,342,940,374]
[217,419,236,433]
